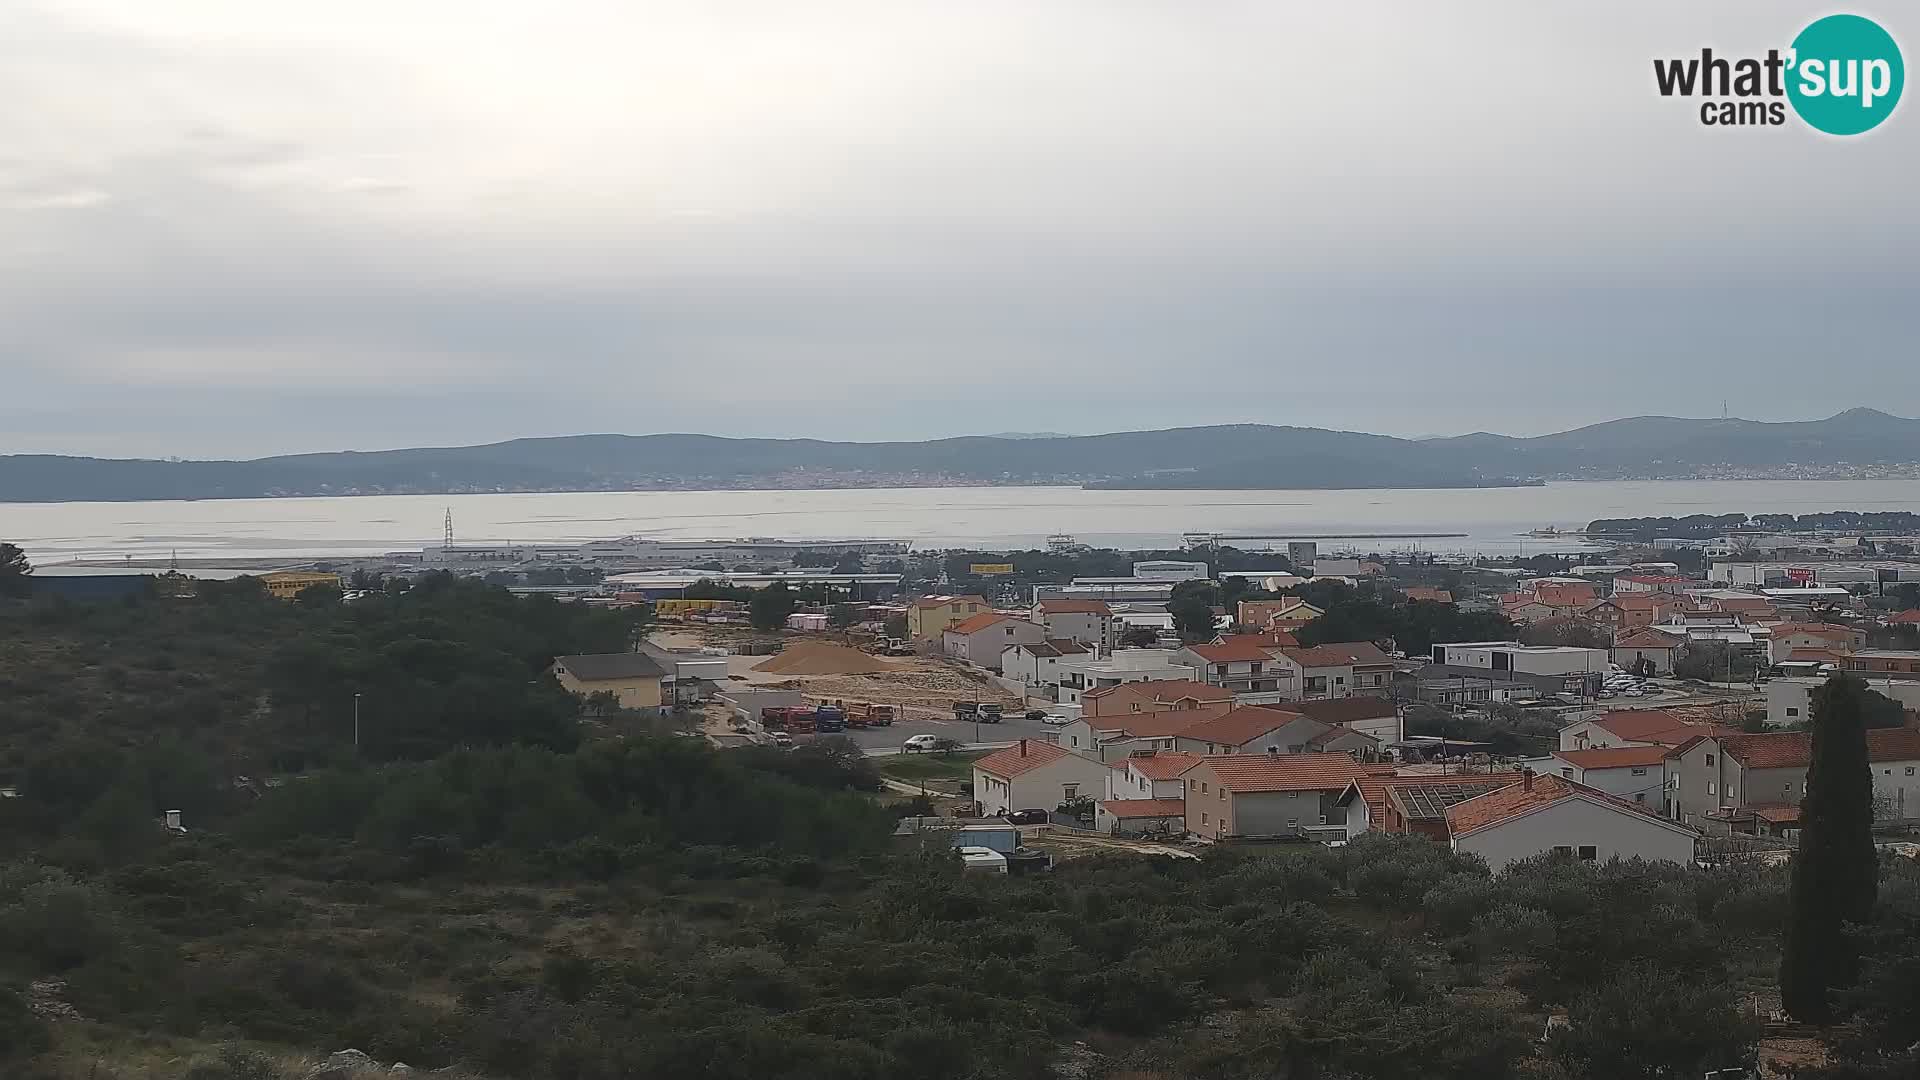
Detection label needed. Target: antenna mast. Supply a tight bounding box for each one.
[444,508,454,549]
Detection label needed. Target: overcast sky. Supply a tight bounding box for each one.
[3,1,1915,458]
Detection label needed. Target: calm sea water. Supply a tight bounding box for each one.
[8,479,1920,564]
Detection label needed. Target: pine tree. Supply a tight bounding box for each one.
[1780,674,1880,1022]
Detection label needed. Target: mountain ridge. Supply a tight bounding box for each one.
[3,409,1917,502]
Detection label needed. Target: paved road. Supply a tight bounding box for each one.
[824,710,1064,752]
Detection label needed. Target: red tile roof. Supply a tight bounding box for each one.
[1402,587,1454,604]
[1189,752,1360,793]
[1444,773,1694,838]
[1038,599,1112,615]
[1552,746,1672,770]
[1591,709,1738,746]
[1090,704,1237,738]
[1341,771,1523,827]
[947,612,1013,635]
[1770,623,1857,637]
[1121,750,1208,779]
[973,739,1077,779]
[1176,706,1309,747]
[1098,798,1188,819]
[1722,727,1920,770]
[1614,629,1684,649]
[1745,803,1802,824]
[1889,610,1920,625]
[1281,642,1393,668]
[1082,679,1232,707]
[1187,639,1278,663]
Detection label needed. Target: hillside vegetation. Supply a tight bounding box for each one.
[0,583,1916,1079]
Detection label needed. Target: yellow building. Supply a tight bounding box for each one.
[260,571,342,600]
[905,594,991,641]
[551,653,667,712]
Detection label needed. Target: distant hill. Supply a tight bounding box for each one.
[3,409,1918,502]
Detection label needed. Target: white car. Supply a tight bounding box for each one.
[902,734,942,752]
[1042,713,1072,726]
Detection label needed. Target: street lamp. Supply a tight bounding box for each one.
[353,692,362,754]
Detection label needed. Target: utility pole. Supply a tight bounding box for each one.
[353,692,362,754]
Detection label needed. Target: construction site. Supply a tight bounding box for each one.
[652,628,1025,725]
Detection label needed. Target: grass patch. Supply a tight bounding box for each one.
[877,751,985,783]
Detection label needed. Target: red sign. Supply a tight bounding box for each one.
[1786,567,1815,584]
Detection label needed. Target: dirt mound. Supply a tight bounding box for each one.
[752,641,892,676]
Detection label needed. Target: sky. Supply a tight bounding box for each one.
[2,1,1916,459]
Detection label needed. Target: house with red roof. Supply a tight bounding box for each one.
[1080,679,1232,718]
[1444,772,1699,871]
[1179,753,1363,840]
[1163,705,1375,758]
[1401,587,1454,605]
[1887,609,1920,626]
[1611,628,1686,675]
[970,739,1112,817]
[1271,642,1397,699]
[1334,771,1520,840]
[942,612,1045,670]
[1172,638,1294,695]
[1557,708,1738,752]
[1544,745,1670,807]
[1765,622,1866,665]
[1663,726,1920,827]
[1056,703,1237,761]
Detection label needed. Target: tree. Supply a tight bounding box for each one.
[1119,626,1159,648]
[750,581,797,630]
[0,542,30,598]
[1550,961,1757,1079]
[832,553,865,574]
[1169,580,1218,642]
[827,604,858,629]
[1781,674,1881,1023]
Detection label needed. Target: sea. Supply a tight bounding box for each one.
[7,479,1920,565]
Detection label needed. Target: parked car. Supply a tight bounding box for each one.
[770,732,793,747]
[902,734,942,753]
[1042,713,1071,726]
[1005,808,1050,825]
[1026,709,1048,722]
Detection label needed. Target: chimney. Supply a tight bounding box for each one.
[1521,769,1533,792]
[1019,739,1027,757]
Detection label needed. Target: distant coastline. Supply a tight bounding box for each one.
[5,408,1920,504]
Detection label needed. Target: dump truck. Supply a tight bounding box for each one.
[954,701,979,722]
[813,704,846,733]
[978,703,1004,723]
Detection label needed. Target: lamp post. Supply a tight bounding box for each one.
[353,692,362,754]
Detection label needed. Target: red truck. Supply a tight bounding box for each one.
[761,706,816,734]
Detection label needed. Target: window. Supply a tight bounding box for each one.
[1631,767,1647,776]
[1218,789,1225,802]
[1287,819,1297,828]
[1319,814,1329,825]
[1560,767,1573,778]
[1908,767,1916,776]
[1706,754,1715,766]
[1787,707,1800,717]
[1707,781,1716,796]
[1578,845,1598,861]
[1552,845,1573,856]
[1188,779,1196,791]
[1201,812,1209,825]
[1201,782,1209,794]
[1634,793,1645,803]
[1063,784,1078,799]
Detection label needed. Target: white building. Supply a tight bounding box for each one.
[1130,560,1210,582]
[1053,649,1201,705]
[942,613,1046,671]
[970,740,1113,816]
[1542,746,1669,808]
[1443,773,1699,872]
[1000,639,1091,689]
[1768,676,1920,728]
[1431,642,1608,677]
[1031,599,1115,649]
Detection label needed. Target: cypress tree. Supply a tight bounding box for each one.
[1779,674,1879,1022]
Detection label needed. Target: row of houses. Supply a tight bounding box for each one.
[971,738,1701,871]
[1550,708,1920,831]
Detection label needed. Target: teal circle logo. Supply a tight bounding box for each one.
[1787,14,1904,135]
